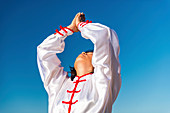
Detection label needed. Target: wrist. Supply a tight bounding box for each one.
[77,21,82,26]
[67,25,74,31]
[67,24,79,32]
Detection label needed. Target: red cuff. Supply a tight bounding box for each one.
[77,20,92,28]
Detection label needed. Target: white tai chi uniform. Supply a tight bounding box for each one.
[37,21,121,113]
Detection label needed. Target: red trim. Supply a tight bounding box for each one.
[62,72,93,113]
[82,23,88,27]
[78,72,93,78]
[67,89,81,93]
[86,20,89,23]
[64,27,74,33]
[80,22,84,26]
[77,20,93,28]
[73,79,86,83]
[54,29,64,36]
[60,25,67,33]
[54,25,75,36]
[81,22,86,26]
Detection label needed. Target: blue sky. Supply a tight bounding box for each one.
[0,0,170,113]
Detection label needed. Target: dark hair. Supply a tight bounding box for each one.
[69,66,77,81]
[69,50,94,81]
[84,50,93,53]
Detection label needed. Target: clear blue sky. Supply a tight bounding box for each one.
[0,0,170,113]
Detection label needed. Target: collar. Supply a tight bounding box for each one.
[73,72,93,82]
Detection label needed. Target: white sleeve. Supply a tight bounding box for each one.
[37,27,74,94]
[78,22,121,102]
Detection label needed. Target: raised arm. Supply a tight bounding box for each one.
[37,12,85,95]
[37,26,74,94]
[77,21,121,102]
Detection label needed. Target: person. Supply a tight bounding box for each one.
[37,12,121,113]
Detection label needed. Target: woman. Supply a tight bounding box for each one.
[37,12,121,113]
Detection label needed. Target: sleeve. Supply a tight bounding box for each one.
[37,26,74,94]
[78,22,121,103]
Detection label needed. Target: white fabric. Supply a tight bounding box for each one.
[37,23,121,113]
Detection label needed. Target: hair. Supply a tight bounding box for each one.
[69,50,94,81]
[69,66,77,81]
[84,50,94,53]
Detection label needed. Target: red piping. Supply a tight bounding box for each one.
[62,72,93,113]
[82,23,88,27]
[54,29,64,36]
[86,20,89,23]
[80,22,84,26]
[54,25,74,36]
[64,27,74,33]
[60,25,68,33]
[77,20,92,29]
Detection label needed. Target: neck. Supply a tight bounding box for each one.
[76,69,93,77]
[75,65,94,77]
[76,71,87,77]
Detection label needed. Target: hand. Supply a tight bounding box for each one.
[67,12,85,32]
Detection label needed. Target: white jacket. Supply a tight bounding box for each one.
[37,22,121,113]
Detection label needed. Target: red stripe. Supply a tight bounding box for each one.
[73,79,86,83]
[81,22,87,26]
[77,72,93,78]
[78,79,86,82]
[86,20,89,23]
[62,101,70,104]
[54,29,64,36]
[67,89,81,93]
[60,25,67,33]
[79,22,84,26]
[78,20,93,28]
[72,100,78,104]
[82,23,88,27]
[64,27,74,33]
